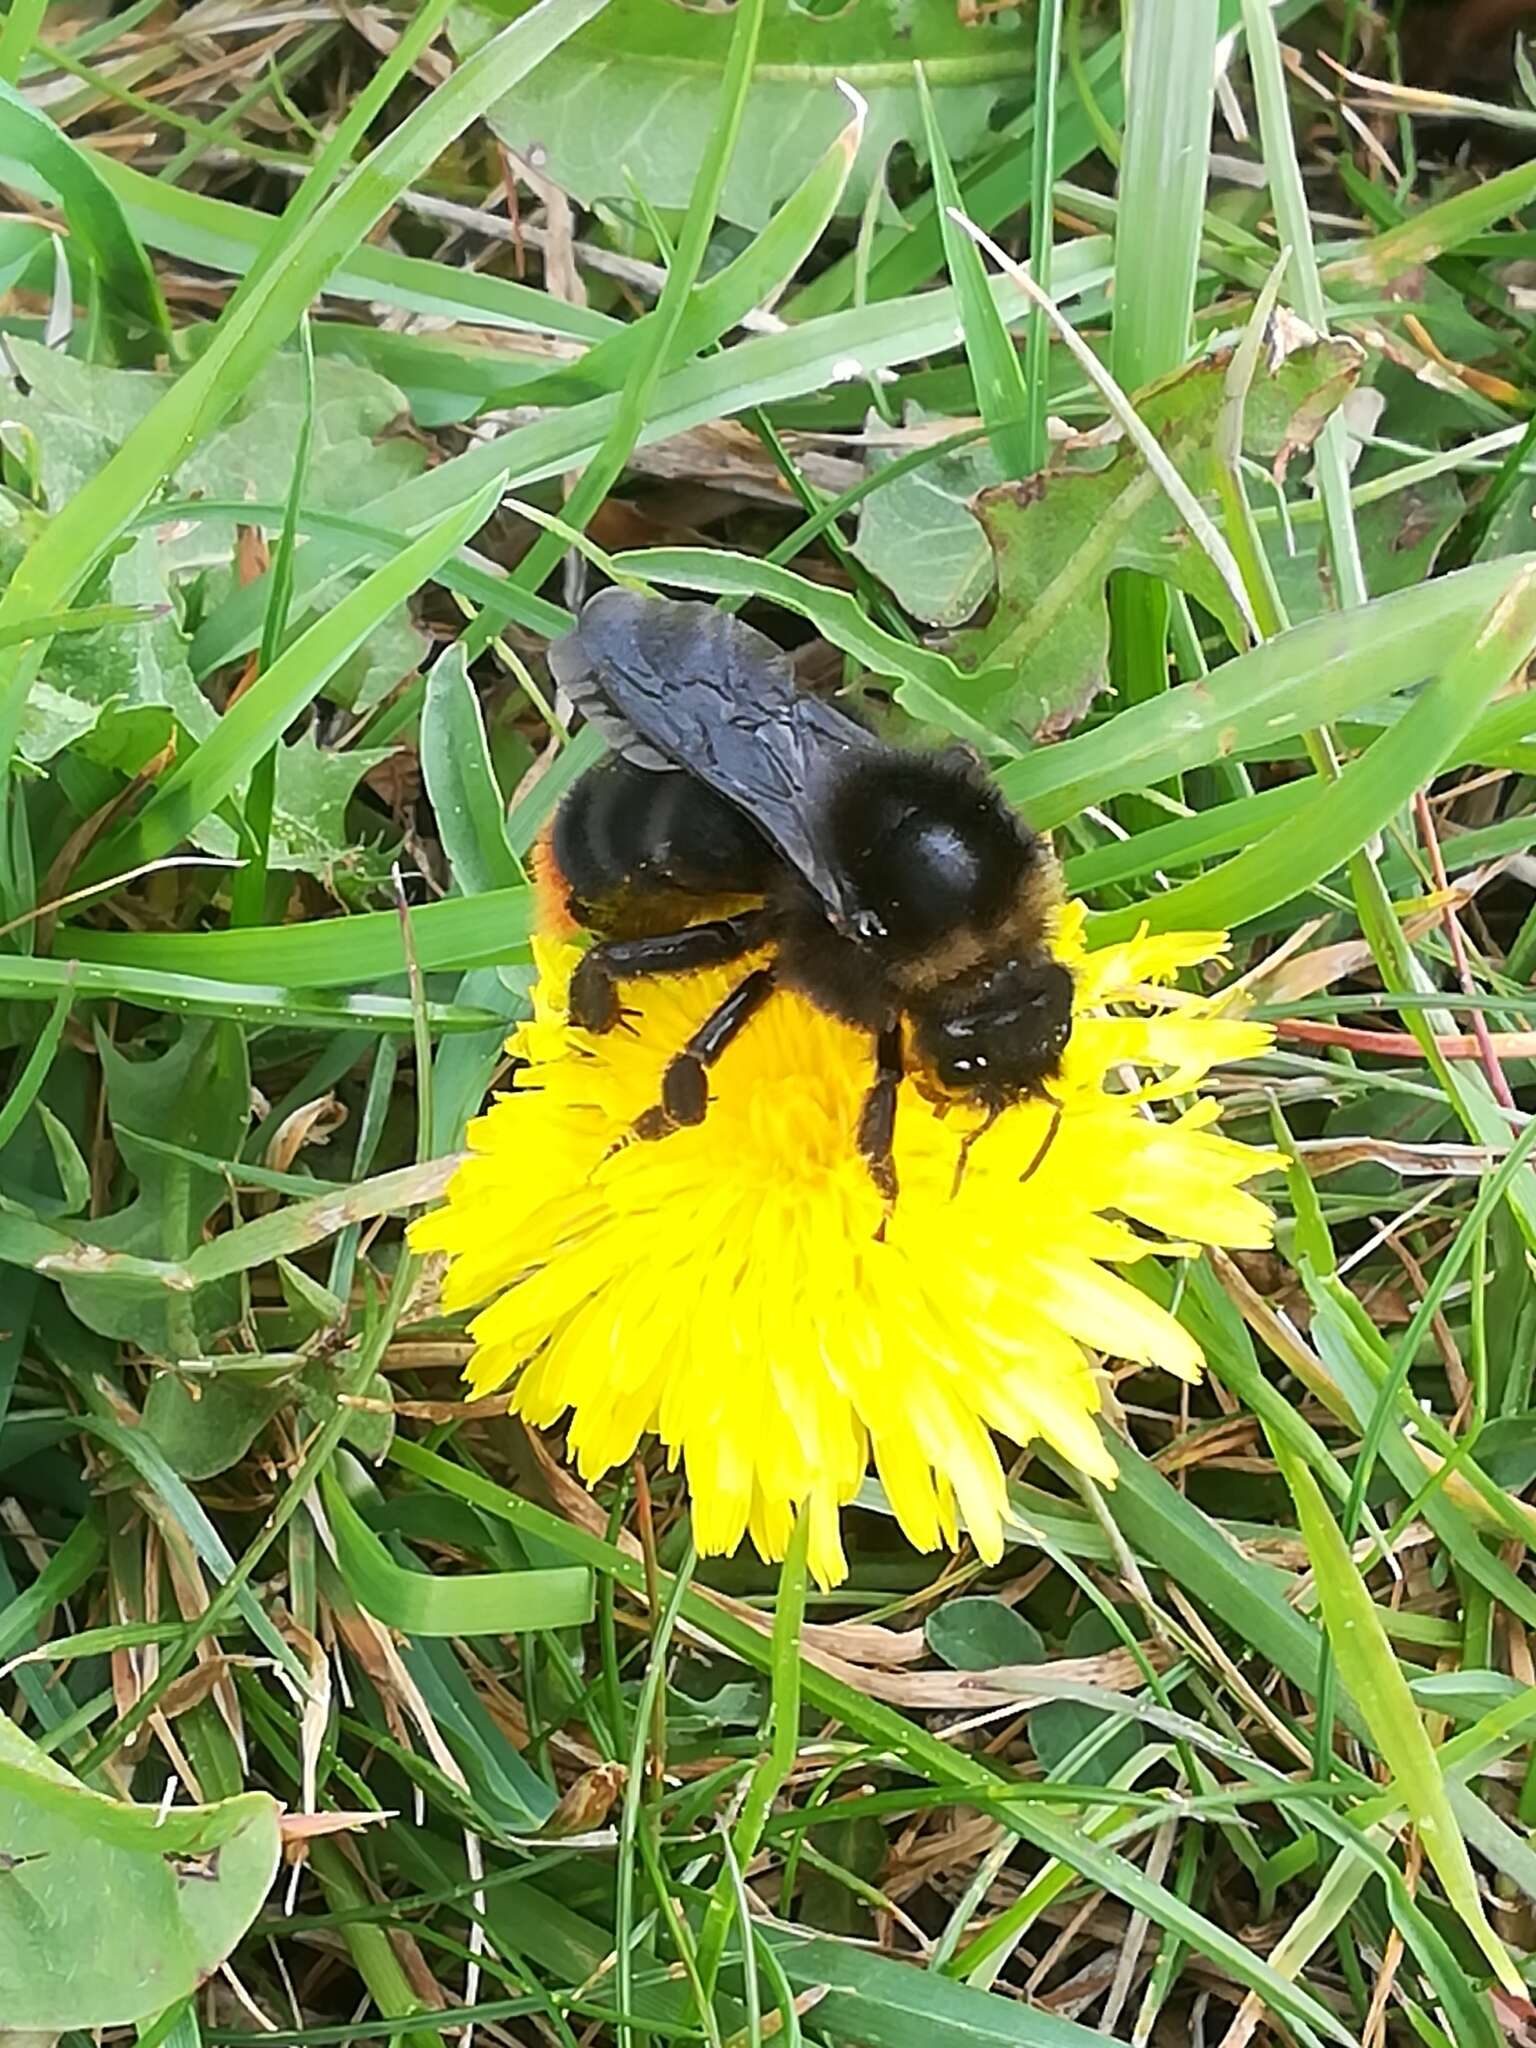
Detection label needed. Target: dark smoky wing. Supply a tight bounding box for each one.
[547,588,883,919]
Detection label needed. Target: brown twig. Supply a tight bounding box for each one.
[1274,1017,1536,1060]
[1413,789,1518,1109]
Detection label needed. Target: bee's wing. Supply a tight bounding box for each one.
[547,588,881,922]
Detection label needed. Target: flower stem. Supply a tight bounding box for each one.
[617,1530,696,2048]
[697,1503,811,1998]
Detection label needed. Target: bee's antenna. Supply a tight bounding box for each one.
[950,1103,1003,1200]
[1018,1097,1064,1189]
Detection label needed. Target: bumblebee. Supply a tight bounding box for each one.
[541,590,1073,1202]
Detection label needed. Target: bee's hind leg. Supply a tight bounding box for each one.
[857,1025,903,1228]
[626,966,778,1146]
[569,909,774,1033]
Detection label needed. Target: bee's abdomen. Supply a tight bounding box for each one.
[550,753,778,937]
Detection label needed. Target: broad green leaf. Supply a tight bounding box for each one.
[851,422,1001,629]
[17,678,102,766]
[453,0,1035,229]
[64,1018,249,1354]
[0,1709,279,2029]
[421,645,522,897]
[1270,464,1464,625]
[1026,1610,1145,1784]
[2,341,423,545]
[3,344,429,784]
[926,1597,1046,1672]
[141,1369,293,1482]
[190,731,397,880]
[957,335,1361,737]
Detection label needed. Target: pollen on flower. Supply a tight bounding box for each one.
[410,909,1278,1588]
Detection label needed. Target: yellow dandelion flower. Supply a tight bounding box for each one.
[411,906,1277,1588]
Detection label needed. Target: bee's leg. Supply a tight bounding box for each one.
[949,1102,1003,1200]
[629,966,778,1143]
[569,909,775,1032]
[856,1025,903,1222]
[1018,1097,1064,1186]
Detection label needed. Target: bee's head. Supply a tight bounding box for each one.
[910,957,1074,1105]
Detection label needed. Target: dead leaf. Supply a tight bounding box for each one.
[543,1762,626,1836]
[264,1094,348,1176]
[278,1809,395,1843]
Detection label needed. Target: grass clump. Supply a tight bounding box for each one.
[4,5,1536,2045]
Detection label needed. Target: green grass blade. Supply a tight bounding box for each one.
[918,67,1033,480]
[1004,558,1530,826]
[1240,0,1366,609]
[0,1519,104,1664]
[79,477,505,885]
[1022,0,1064,474]
[0,76,167,362]
[188,244,1114,679]
[0,952,498,1034]
[0,970,73,1153]
[501,0,765,601]
[320,1468,593,1635]
[1333,154,1536,286]
[0,0,611,794]
[1270,1436,1520,1995]
[0,0,46,81]
[231,313,317,928]
[1089,560,1536,937]
[60,886,534,988]
[1109,0,1217,385]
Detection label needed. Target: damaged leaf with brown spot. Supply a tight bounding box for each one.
[0,1709,279,2029]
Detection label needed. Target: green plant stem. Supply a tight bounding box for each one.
[697,1506,810,1996]
[309,1838,449,2048]
[616,1536,697,2048]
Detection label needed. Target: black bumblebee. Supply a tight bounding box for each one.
[541,590,1073,1203]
